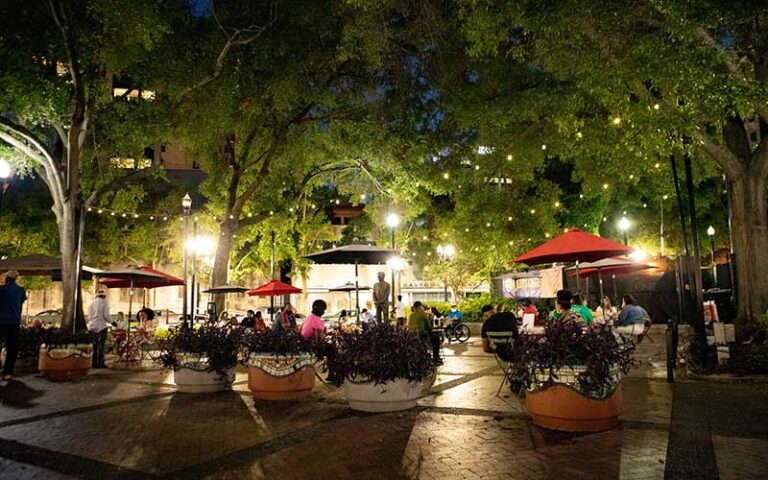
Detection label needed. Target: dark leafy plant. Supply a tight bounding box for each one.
[503,316,635,399]
[18,326,46,360]
[243,329,317,357]
[41,328,94,348]
[155,325,242,376]
[324,323,433,387]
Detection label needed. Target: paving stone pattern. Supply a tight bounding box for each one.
[0,335,766,479]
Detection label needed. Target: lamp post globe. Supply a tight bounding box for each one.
[618,216,630,245]
[707,226,717,285]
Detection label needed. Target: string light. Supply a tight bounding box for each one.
[603,183,609,189]
[442,172,449,179]
[506,154,512,161]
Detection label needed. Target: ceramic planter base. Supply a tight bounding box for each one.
[343,379,422,412]
[525,384,623,432]
[248,366,315,400]
[38,346,92,382]
[173,367,235,393]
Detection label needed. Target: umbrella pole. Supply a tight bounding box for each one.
[576,259,581,292]
[270,295,274,323]
[612,274,618,304]
[128,278,134,338]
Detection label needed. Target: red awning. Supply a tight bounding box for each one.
[247,279,302,297]
[513,228,633,266]
[101,266,184,289]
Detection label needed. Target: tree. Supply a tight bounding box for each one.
[0,0,179,329]
[453,0,768,331]
[163,0,380,298]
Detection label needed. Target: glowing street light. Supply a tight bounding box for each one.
[618,216,631,245]
[181,193,192,327]
[707,226,717,285]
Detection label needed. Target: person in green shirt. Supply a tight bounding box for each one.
[571,293,594,324]
[407,301,442,365]
[548,289,590,325]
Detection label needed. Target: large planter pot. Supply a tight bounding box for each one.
[525,383,623,432]
[343,378,422,412]
[247,353,316,400]
[38,344,92,382]
[173,365,235,393]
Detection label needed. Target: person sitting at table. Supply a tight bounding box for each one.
[253,311,267,331]
[516,298,539,320]
[301,299,327,342]
[480,305,519,356]
[240,310,256,329]
[338,309,348,325]
[359,308,374,325]
[596,296,618,325]
[571,293,594,325]
[407,301,442,365]
[616,295,649,338]
[549,289,584,323]
[273,302,298,333]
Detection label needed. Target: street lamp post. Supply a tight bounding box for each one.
[707,226,717,286]
[0,159,12,213]
[436,244,455,302]
[181,193,192,328]
[618,216,630,246]
[386,213,400,318]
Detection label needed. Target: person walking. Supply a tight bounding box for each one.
[88,289,112,369]
[0,270,26,380]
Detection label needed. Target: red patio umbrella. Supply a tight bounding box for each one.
[100,267,184,325]
[247,280,303,322]
[512,228,633,291]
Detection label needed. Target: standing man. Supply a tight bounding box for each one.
[0,270,26,380]
[395,295,406,327]
[88,289,111,369]
[372,271,391,324]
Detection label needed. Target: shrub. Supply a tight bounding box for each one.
[243,329,316,357]
[41,329,93,348]
[324,323,433,387]
[155,325,242,376]
[503,316,635,399]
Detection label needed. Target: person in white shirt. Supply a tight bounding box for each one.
[595,296,618,325]
[395,295,406,327]
[88,289,112,368]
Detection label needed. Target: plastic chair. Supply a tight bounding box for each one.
[485,331,516,396]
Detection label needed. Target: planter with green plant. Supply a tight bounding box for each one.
[244,330,317,400]
[504,317,635,432]
[325,324,434,412]
[155,325,241,393]
[38,329,94,381]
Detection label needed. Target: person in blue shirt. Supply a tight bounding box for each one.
[0,270,27,380]
[446,305,463,326]
[617,295,649,326]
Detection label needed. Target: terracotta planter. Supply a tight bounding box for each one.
[247,354,316,400]
[343,379,422,412]
[525,383,623,432]
[38,344,92,382]
[173,366,235,393]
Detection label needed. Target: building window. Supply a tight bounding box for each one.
[192,161,200,170]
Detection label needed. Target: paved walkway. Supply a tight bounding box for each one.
[0,327,766,479]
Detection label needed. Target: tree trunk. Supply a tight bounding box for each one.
[211,220,236,314]
[728,169,768,338]
[57,199,84,331]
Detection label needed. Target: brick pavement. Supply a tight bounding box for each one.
[0,338,766,479]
